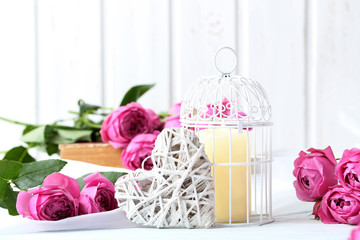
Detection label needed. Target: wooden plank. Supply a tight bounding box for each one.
[59,143,123,168]
[170,0,237,103]
[244,0,306,151]
[36,0,103,123]
[0,0,36,150]
[315,0,360,154]
[103,0,170,112]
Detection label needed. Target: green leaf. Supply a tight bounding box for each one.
[46,129,93,149]
[120,84,155,106]
[0,178,8,200]
[158,112,172,121]
[3,146,35,163]
[46,143,59,155]
[78,100,100,116]
[2,186,19,215]
[22,125,37,136]
[21,125,54,144]
[57,129,93,142]
[77,171,127,190]
[0,200,6,209]
[13,160,67,190]
[91,131,102,142]
[0,160,23,180]
[53,125,83,130]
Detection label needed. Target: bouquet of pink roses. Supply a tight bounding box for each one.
[16,172,121,220]
[0,84,181,217]
[100,102,181,170]
[293,147,360,224]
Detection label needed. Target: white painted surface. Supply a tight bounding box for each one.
[0,0,359,154]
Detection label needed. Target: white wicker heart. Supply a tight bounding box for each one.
[114,128,215,228]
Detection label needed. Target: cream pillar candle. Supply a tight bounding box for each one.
[199,128,250,223]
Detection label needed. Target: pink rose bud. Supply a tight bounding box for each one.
[349,225,360,240]
[293,146,338,201]
[16,173,80,220]
[335,148,360,191]
[100,102,153,149]
[147,109,164,131]
[313,200,321,220]
[121,131,160,170]
[318,185,360,224]
[79,172,118,214]
[164,102,182,128]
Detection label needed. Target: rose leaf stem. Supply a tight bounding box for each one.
[68,111,78,115]
[99,106,114,111]
[84,117,102,129]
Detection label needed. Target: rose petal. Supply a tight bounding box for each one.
[16,191,32,219]
[43,172,80,199]
[83,172,114,188]
[28,193,40,220]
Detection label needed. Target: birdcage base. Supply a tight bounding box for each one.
[215,214,274,226]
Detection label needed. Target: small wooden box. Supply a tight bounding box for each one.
[59,143,124,168]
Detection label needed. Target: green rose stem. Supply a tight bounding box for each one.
[51,118,77,125]
[68,110,110,117]
[0,116,34,127]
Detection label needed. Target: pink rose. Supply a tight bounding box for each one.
[16,173,79,221]
[293,146,337,201]
[100,102,153,149]
[79,172,118,214]
[147,109,164,131]
[318,185,360,224]
[164,102,181,128]
[349,225,360,240]
[336,148,360,191]
[121,131,160,170]
[203,98,247,119]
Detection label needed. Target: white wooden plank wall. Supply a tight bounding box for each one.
[313,0,360,155]
[170,0,236,102]
[37,0,103,123]
[103,0,170,112]
[246,0,305,152]
[0,0,36,150]
[0,0,359,155]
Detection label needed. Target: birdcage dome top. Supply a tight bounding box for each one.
[180,47,272,128]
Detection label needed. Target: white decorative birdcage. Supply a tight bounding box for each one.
[180,47,273,225]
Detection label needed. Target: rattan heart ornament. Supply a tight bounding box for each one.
[114,128,215,228]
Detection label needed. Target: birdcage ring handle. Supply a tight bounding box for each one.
[213,46,237,76]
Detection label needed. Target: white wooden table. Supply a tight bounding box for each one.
[0,150,355,240]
